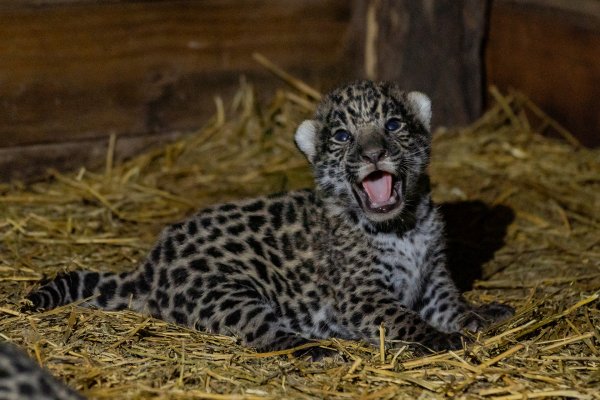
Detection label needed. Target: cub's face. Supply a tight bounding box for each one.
[295,81,432,223]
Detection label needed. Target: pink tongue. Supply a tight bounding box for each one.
[362,172,392,204]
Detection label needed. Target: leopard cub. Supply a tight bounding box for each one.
[27,81,513,356]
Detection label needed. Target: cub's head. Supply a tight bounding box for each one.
[295,80,432,224]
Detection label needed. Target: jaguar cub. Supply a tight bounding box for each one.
[27,81,513,355]
[0,343,84,400]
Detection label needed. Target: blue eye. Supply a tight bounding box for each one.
[385,118,404,132]
[333,129,351,142]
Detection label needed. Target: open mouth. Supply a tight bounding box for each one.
[354,170,404,214]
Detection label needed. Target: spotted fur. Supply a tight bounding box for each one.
[0,343,84,400]
[27,81,513,356]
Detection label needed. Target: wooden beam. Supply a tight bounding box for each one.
[0,132,181,181]
[346,0,488,128]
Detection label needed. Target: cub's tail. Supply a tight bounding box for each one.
[26,270,146,312]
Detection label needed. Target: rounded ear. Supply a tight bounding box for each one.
[406,91,432,131]
[295,120,320,163]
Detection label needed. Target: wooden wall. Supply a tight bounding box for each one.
[0,0,494,181]
[348,0,488,128]
[486,0,600,147]
[0,0,354,180]
[0,0,597,181]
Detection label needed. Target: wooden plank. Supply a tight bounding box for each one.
[0,0,352,148]
[0,132,181,182]
[345,0,488,128]
[487,0,600,147]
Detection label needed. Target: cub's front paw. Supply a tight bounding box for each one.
[293,346,339,362]
[461,302,514,332]
[419,331,465,353]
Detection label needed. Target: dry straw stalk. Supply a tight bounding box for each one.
[1,71,599,399]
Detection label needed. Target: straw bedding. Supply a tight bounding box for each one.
[0,76,598,399]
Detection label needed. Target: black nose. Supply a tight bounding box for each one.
[362,148,387,164]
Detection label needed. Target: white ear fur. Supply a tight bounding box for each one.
[407,91,432,131]
[295,120,319,163]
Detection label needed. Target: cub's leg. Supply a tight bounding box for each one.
[27,270,318,356]
[415,265,514,333]
[343,294,464,352]
[192,292,315,353]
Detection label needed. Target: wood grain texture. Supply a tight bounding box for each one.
[346,0,488,128]
[0,0,352,148]
[487,0,600,147]
[0,132,182,182]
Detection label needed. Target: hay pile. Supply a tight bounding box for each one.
[0,74,599,399]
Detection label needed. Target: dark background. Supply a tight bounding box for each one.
[0,0,598,181]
